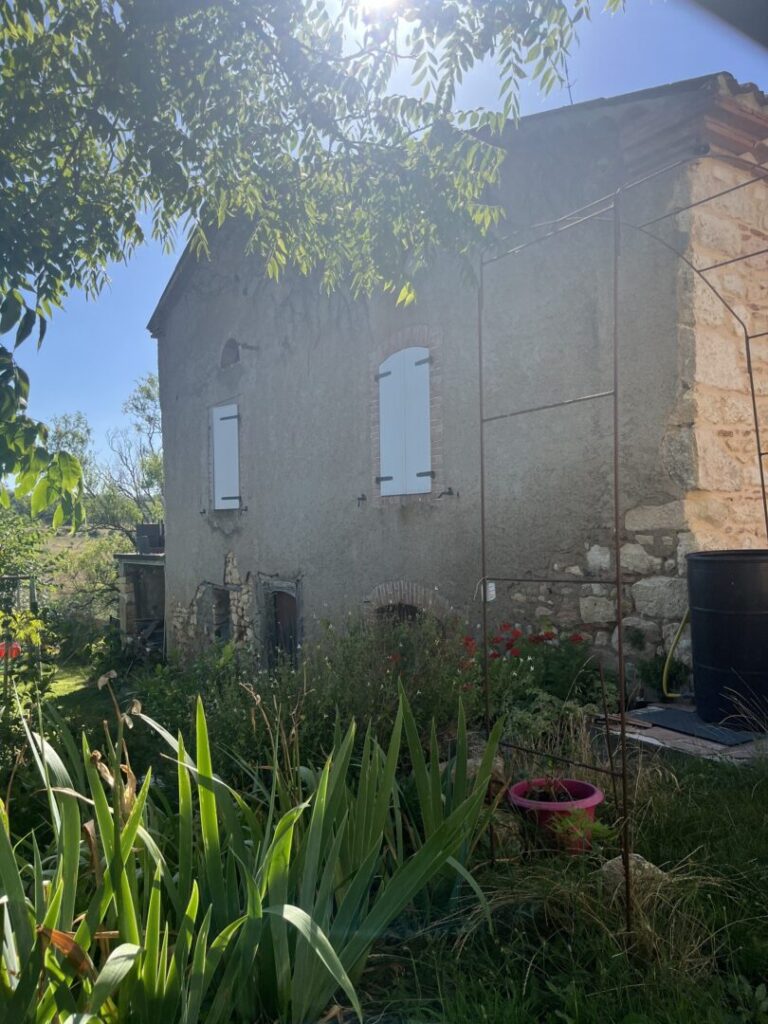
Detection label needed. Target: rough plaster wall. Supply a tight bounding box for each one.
[157,97,765,665]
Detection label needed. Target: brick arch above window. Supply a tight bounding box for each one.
[363,580,452,622]
[371,325,443,504]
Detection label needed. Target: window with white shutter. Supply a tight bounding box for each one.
[211,403,240,510]
[377,347,432,496]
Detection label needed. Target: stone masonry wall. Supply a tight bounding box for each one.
[684,154,768,550]
[483,153,768,676]
[169,552,257,655]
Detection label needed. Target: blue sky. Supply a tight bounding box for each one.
[17,0,768,448]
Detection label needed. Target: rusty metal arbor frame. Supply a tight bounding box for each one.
[476,152,768,932]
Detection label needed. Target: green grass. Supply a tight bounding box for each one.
[25,662,768,1023]
[46,664,114,740]
[360,754,768,1024]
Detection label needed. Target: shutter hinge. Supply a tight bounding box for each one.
[220,414,239,421]
[416,471,435,478]
[376,476,393,483]
[414,355,432,366]
[221,495,241,501]
[375,370,392,381]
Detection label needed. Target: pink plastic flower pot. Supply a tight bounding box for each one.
[507,778,605,853]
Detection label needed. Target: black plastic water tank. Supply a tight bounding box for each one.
[687,550,768,724]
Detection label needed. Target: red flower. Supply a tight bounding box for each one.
[542,630,556,641]
[0,641,21,660]
[510,628,523,641]
[509,646,521,657]
[568,632,584,645]
[528,634,544,645]
[463,635,476,650]
[491,635,503,645]
[489,650,502,660]
[500,622,512,632]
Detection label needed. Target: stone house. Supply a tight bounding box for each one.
[149,73,768,663]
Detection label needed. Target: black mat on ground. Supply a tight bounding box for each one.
[631,707,761,746]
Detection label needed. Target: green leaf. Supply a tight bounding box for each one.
[85,943,140,1017]
[0,294,21,334]
[194,698,228,928]
[265,904,362,1023]
[30,475,54,516]
[14,307,36,348]
[37,314,47,349]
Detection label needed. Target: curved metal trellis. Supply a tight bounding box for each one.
[477,150,768,933]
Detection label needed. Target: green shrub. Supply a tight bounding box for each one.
[0,689,498,1023]
[124,616,477,779]
[459,626,615,745]
[113,617,616,785]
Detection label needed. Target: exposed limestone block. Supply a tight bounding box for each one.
[586,544,611,573]
[625,501,686,532]
[695,426,744,490]
[578,595,615,624]
[631,577,688,619]
[620,543,662,575]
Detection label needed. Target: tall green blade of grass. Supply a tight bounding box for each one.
[261,803,307,1018]
[194,697,228,930]
[291,761,331,1023]
[177,732,194,918]
[0,801,33,959]
[400,687,438,835]
[182,904,212,1024]
[370,701,403,848]
[140,865,164,1013]
[160,882,200,1021]
[81,942,141,1021]
[265,904,362,1024]
[303,787,486,1022]
[24,724,81,933]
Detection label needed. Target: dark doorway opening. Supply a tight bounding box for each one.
[212,586,231,642]
[271,590,298,667]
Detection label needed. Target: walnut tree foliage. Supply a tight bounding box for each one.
[0,0,619,520]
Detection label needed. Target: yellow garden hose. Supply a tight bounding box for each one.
[662,608,690,699]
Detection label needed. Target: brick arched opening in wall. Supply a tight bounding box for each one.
[363,581,452,623]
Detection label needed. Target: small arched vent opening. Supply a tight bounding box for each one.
[220,337,240,369]
[376,602,420,624]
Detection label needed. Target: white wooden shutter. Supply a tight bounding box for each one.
[404,347,431,493]
[378,351,405,496]
[211,403,240,509]
[377,347,431,496]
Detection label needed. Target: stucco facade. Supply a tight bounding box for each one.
[150,74,768,663]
